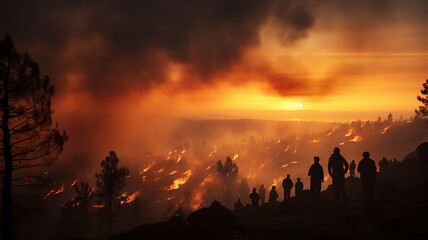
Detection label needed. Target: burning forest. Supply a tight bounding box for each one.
[9,114,428,239]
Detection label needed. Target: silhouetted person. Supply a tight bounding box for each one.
[308,156,324,202]
[295,178,303,197]
[328,147,349,207]
[234,199,244,211]
[282,174,293,200]
[350,160,356,177]
[269,186,279,204]
[357,152,377,212]
[249,188,260,208]
[259,184,266,205]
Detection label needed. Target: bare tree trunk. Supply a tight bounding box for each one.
[1,57,13,240]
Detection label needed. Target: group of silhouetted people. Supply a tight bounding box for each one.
[235,147,378,213]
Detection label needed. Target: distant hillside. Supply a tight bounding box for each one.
[110,142,428,240]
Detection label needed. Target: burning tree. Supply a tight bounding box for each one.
[95,151,129,235]
[0,35,67,240]
[415,79,428,118]
[216,156,239,205]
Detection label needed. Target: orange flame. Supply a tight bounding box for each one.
[43,184,65,200]
[348,135,363,142]
[345,128,353,137]
[284,146,290,152]
[310,139,320,143]
[70,179,78,187]
[140,164,152,174]
[120,191,141,205]
[93,204,105,208]
[233,154,239,160]
[167,170,192,191]
[380,126,391,134]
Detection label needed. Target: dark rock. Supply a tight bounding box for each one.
[186,200,237,229]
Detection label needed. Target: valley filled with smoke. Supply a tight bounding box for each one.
[11,114,428,239]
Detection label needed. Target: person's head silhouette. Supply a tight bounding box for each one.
[297,177,301,182]
[334,147,340,154]
[363,152,370,158]
[287,174,290,178]
[272,186,276,190]
[252,188,257,192]
[314,156,320,163]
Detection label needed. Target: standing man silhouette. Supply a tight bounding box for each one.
[295,178,304,197]
[357,152,377,212]
[269,186,279,204]
[282,174,293,200]
[328,147,349,207]
[308,156,324,202]
[249,188,260,208]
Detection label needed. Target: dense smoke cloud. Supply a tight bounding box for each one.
[1,0,427,98]
[0,0,315,97]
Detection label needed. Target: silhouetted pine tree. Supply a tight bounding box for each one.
[415,79,428,118]
[0,34,67,240]
[95,151,129,235]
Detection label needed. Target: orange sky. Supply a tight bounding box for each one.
[2,0,427,122]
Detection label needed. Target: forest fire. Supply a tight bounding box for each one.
[70,179,78,187]
[349,135,363,143]
[345,128,353,137]
[118,191,141,205]
[43,184,65,200]
[380,126,391,134]
[167,170,193,191]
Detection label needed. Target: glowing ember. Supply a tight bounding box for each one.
[281,163,289,168]
[208,146,217,158]
[181,149,186,154]
[70,179,78,187]
[326,129,335,136]
[290,161,299,164]
[339,141,346,145]
[310,139,320,143]
[168,170,178,175]
[233,154,239,160]
[284,146,290,152]
[206,165,211,170]
[292,146,298,154]
[176,155,182,163]
[43,184,65,200]
[154,168,165,173]
[276,139,281,143]
[167,170,192,191]
[93,204,105,208]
